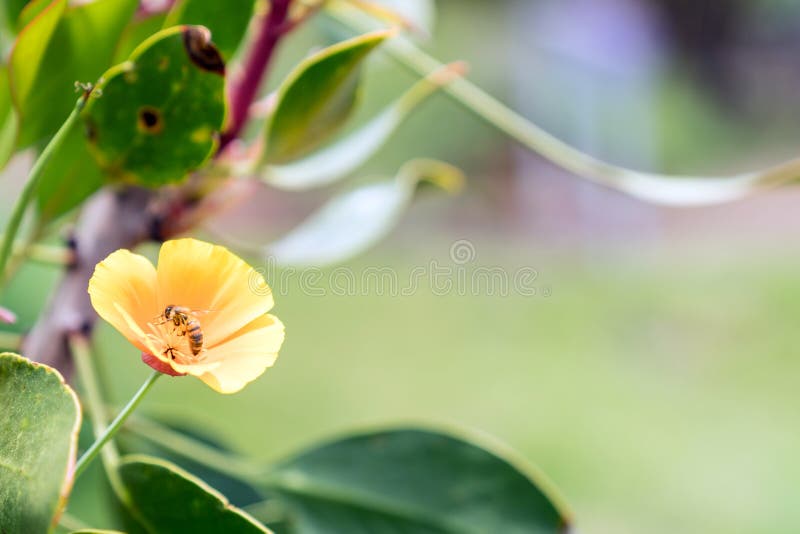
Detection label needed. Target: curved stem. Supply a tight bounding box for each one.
[0,98,85,286]
[329,5,800,206]
[73,369,161,480]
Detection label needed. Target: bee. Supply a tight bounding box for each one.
[156,305,209,356]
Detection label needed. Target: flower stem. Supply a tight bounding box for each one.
[0,98,85,286]
[69,333,125,498]
[73,368,161,480]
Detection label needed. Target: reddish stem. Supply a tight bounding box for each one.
[219,0,292,151]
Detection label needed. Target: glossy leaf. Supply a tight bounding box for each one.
[264,63,463,190]
[0,352,81,534]
[0,66,17,170]
[264,30,392,164]
[117,455,271,534]
[70,531,126,534]
[267,159,463,266]
[260,428,570,534]
[34,120,105,225]
[10,0,137,147]
[83,25,226,186]
[164,0,256,60]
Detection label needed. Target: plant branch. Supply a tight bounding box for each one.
[219,0,293,150]
[0,98,84,287]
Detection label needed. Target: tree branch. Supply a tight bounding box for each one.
[219,0,292,151]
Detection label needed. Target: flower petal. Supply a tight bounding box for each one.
[156,239,274,346]
[194,314,284,394]
[88,249,158,352]
[142,352,187,376]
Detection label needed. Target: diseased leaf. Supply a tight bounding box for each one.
[83,25,227,186]
[264,63,463,190]
[10,0,137,147]
[117,455,271,534]
[0,352,82,534]
[259,428,570,534]
[267,158,463,266]
[164,0,256,60]
[264,30,392,164]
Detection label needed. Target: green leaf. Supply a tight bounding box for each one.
[34,120,105,225]
[261,428,570,534]
[8,0,66,140]
[69,531,126,534]
[267,159,462,266]
[117,455,271,534]
[264,63,462,190]
[3,0,33,31]
[10,0,137,147]
[83,25,227,186]
[0,352,82,534]
[264,29,393,165]
[0,66,17,170]
[164,0,256,60]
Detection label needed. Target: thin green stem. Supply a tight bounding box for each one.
[329,5,800,206]
[0,330,22,350]
[0,98,85,285]
[69,334,125,498]
[73,369,161,481]
[121,414,264,482]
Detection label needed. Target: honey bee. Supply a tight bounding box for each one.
[156,305,209,356]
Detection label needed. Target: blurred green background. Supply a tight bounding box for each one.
[6,0,800,533]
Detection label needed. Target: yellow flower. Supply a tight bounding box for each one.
[88,238,284,394]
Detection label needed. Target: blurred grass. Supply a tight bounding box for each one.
[20,241,790,534]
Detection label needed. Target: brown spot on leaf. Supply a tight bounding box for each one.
[182,26,225,75]
[138,106,163,134]
[84,120,97,142]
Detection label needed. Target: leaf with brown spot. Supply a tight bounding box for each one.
[82,25,226,187]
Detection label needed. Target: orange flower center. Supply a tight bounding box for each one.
[144,311,207,366]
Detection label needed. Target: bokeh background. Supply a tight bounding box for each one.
[5,1,800,533]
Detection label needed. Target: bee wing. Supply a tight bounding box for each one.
[188,309,215,316]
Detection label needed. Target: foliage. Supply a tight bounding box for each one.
[2,0,787,531]
[0,0,574,531]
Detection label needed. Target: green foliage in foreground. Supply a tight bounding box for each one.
[0,352,568,534]
[0,353,80,534]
